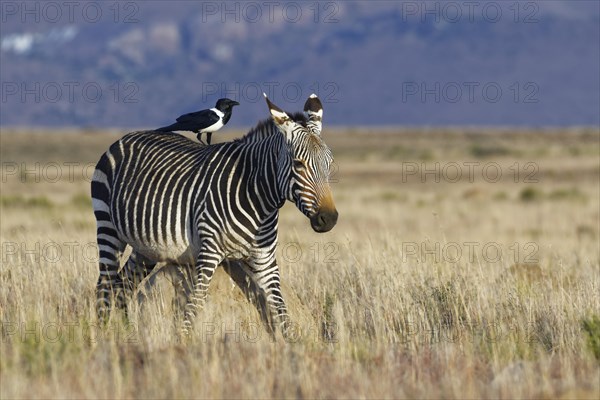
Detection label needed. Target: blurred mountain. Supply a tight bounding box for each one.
[1,1,599,128]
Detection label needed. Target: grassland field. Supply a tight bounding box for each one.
[0,127,599,398]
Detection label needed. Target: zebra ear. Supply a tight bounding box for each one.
[263,93,295,139]
[304,94,323,135]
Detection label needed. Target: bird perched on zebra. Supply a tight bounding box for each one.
[91,93,338,339]
[156,98,239,144]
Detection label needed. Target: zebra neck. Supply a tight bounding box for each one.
[247,134,289,216]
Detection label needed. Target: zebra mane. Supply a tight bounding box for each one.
[235,112,308,144]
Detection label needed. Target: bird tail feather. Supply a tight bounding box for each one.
[155,123,178,132]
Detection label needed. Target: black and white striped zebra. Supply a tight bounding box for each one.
[91,94,338,336]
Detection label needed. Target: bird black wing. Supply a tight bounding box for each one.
[176,109,219,127]
[156,109,221,133]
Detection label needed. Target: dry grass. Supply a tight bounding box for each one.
[1,128,599,399]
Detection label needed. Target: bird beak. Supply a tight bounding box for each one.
[230,100,240,106]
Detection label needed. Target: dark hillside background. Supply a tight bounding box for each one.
[1,1,599,128]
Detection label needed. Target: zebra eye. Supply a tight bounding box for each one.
[293,159,306,171]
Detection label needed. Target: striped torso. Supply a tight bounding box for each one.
[94,130,278,264]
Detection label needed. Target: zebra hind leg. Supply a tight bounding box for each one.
[94,223,127,323]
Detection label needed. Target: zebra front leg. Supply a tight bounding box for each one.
[182,251,222,335]
[250,255,290,339]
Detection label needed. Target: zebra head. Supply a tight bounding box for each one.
[264,93,339,233]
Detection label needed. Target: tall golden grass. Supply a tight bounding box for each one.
[1,128,599,398]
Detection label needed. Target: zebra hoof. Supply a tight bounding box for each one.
[281,321,301,343]
[96,298,111,324]
[181,318,193,336]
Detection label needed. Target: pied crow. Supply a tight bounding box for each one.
[157,98,239,144]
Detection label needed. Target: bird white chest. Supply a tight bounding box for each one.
[202,108,225,133]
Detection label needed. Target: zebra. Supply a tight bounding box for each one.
[91,93,338,337]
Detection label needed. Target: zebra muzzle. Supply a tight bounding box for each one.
[310,209,338,233]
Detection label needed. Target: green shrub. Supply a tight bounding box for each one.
[581,315,600,361]
[548,187,586,202]
[1,195,54,209]
[470,144,511,158]
[379,191,407,202]
[493,191,508,200]
[519,187,543,202]
[71,193,92,209]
